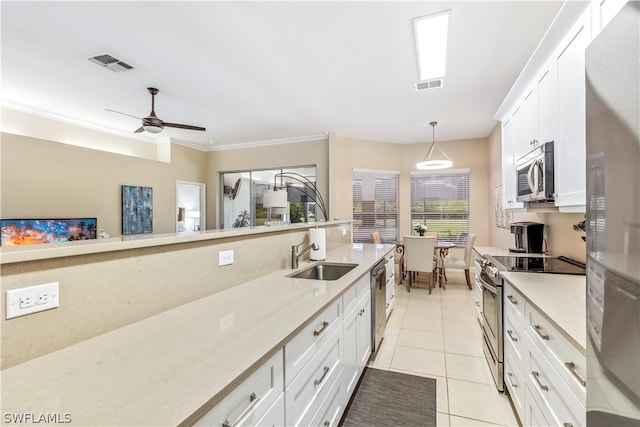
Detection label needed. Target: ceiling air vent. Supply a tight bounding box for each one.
[88,53,134,72]
[415,79,444,91]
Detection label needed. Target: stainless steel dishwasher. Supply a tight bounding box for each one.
[370,258,387,353]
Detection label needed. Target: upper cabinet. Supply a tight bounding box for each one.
[554,7,592,210]
[495,1,625,213]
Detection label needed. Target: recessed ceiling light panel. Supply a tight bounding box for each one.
[413,10,450,82]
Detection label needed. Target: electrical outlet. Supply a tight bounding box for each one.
[219,250,234,266]
[6,282,59,319]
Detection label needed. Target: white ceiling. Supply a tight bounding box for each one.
[1,1,563,150]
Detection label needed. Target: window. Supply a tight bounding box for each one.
[410,169,470,244]
[353,169,398,243]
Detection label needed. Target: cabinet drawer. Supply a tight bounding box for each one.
[504,305,527,374]
[526,304,586,405]
[309,373,344,427]
[504,348,525,424]
[254,393,285,427]
[285,326,344,427]
[194,349,284,427]
[285,299,342,385]
[527,343,586,427]
[504,282,526,321]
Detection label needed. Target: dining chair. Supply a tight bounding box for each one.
[424,231,438,240]
[443,234,477,289]
[371,231,381,244]
[403,235,436,294]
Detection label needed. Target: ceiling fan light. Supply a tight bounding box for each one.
[143,124,163,134]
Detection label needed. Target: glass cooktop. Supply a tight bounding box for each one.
[489,255,586,275]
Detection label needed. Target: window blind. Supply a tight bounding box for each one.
[353,170,398,243]
[410,170,470,244]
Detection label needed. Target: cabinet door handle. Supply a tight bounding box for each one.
[564,362,587,387]
[533,324,550,340]
[324,421,331,427]
[507,329,518,342]
[313,321,329,336]
[506,372,518,388]
[222,392,260,427]
[506,295,518,305]
[532,371,549,391]
[314,366,330,387]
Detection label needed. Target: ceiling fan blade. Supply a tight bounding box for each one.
[163,122,206,131]
[105,109,141,120]
[134,127,145,133]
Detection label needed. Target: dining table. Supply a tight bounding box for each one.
[395,239,457,289]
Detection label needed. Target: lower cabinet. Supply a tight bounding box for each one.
[193,349,284,427]
[285,325,344,426]
[503,280,586,426]
[194,251,384,427]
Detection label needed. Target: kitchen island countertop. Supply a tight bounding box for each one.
[0,243,394,426]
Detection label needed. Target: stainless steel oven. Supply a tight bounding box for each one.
[479,258,504,391]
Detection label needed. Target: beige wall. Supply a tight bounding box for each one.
[487,123,586,261]
[1,224,350,369]
[207,138,330,228]
[1,133,207,236]
[330,134,491,246]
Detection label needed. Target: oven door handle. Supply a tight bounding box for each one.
[480,276,498,295]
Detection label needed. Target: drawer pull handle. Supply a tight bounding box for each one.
[507,295,518,305]
[564,423,573,427]
[222,392,260,427]
[507,329,518,342]
[533,324,550,340]
[564,362,587,387]
[314,366,330,387]
[313,321,330,336]
[386,303,390,309]
[391,294,395,300]
[506,372,518,388]
[476,301,480,307]
[532,371,549,391]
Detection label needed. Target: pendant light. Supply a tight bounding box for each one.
[416,121,452,170]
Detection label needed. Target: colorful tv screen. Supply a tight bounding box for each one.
[0,218,97,247]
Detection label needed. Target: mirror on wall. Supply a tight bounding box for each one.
[220,166,318,229]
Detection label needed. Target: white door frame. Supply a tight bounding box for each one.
[176,180,206,232]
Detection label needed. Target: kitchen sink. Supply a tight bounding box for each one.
[288,262,358,281]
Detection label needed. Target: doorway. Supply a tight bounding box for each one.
[176,181,205,232]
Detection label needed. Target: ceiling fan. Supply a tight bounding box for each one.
[106,87,206,134]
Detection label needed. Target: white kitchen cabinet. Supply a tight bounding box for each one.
[194,349,284,427]
[343,289,372,399]
[536,61,557,146]
[255,393,285,427]
[385,251,395,318]
[503,279,586,427]
[501,118,525,210]
[285,324,344,427]
[591,0,628,37]
[285,299,342,386]
[521,87,539,158]
[308,373,344,427]
[554,7,591,210]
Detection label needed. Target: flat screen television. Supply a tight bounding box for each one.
[0,218,97,247]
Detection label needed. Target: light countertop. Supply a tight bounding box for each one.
[473,246,586,354]
[501,271,586,354]
[0,243,394,426]
[0,220,351,265]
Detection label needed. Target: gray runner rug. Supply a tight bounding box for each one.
[339,367,437,427]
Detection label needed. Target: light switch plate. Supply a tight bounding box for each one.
[6,282,59,319]
[219,250,234,266]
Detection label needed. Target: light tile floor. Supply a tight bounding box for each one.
[368,270,519,427]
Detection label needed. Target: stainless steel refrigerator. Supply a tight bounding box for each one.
[585,2,640,426]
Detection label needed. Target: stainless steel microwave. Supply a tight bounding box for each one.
[515,141,555,202]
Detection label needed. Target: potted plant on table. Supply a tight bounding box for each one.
[414,223,427,236]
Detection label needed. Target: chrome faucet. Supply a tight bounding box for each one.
[291,241,319,269]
